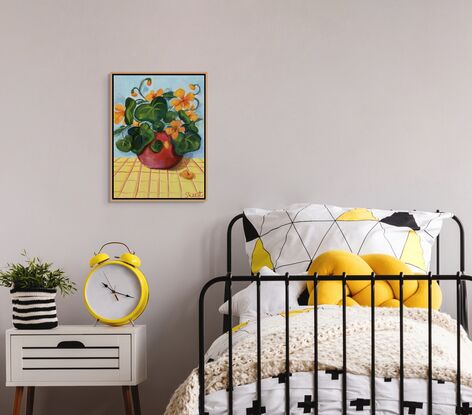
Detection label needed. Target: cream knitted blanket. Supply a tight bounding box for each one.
[165,306,472,415]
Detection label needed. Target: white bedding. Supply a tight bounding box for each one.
[165,306,472,415]
[204,370,472,414]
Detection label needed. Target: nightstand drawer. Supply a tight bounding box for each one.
[10,334,131,384]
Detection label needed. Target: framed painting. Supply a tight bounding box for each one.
[111,73,206,201]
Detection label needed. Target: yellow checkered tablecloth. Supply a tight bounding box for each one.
[113,157,205,199]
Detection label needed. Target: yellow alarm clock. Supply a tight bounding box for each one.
[84,242,149,326]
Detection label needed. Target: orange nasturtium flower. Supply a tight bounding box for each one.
[131,90,138,97]
[189,84,196,91]
[185,110,199,122]
[114,104,125,124]
[146,79,152,86]
[171,88,195,111]
[145,88,163,102]
[132,121,140,127]
[165,120,185,139]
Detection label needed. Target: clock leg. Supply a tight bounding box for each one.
[26,387,35,415]
[122,386,133,415]
[12,387,24,415]
[131,386,141,415]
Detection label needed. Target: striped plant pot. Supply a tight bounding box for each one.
[11,288,58,329]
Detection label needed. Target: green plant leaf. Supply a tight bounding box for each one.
[139,123,154,141]
[0,251,76,296]
[128,126,140,137]
[178,110,191,124]
[174,132,201,156]
[131,134,153,155]
[151,97,168,118]
[163,91,174,99]
[134,98,167,123]
[150,140,163,153]
[152,121,165,132]
[164,111,178,123]
[124,98,137,125]
[116,136,132,152]
[134,104,158,123]
[113,125,128,136]
[184,122,199,133]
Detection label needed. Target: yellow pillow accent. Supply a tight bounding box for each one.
[251,239,274,274]
[232,321,249,333]
[336,208,378,221]
[279,308,312,317]
[306,250,442,310]
[400,230,427,273]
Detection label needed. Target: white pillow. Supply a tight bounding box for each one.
[243,203,452,274]
[218,267,306,319]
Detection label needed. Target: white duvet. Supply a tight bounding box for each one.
[165,305,472,414]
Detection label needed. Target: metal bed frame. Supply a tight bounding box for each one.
[199,213,470,414]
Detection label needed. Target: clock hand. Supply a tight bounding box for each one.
[102,282,118,294]
[113,290,135,299]
[103,283,133,298]
[102,273,120,302]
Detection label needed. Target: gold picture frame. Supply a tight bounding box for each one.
[110,73,207,201]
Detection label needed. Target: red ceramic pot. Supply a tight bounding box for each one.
[138,132,182,169]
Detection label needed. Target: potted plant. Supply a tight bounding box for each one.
[113,78,202,169]
[0,252,76,329]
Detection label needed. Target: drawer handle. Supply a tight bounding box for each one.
[56,341,85,349]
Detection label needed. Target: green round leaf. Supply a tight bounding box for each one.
[124,98,137,125]
[113,125,128,136]
[184,122,199,133]
[174,132,201,156]
[128,126,140,137]
[152,121,165,132]
[116,137,132,152]
[131,135,144,154]
[150,97,168,119]
[139,123,154,141]
[130,134,153,155]
[150,140,163,153]
[135,104,159,123]
[164,111,178,123]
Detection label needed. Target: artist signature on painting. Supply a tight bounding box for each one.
[185,191,204,198]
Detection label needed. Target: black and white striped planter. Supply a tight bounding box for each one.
[11,288,58,329]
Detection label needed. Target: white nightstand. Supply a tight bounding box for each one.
[6,325,146,415]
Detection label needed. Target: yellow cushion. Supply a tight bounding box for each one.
[380,298,400,307]
[361,254,418,301]
[404,280,442,309]
[306,250,442,310]
[307,250,371,306]
[336,296,360,307]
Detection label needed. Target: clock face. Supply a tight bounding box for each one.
[85,263,142,321]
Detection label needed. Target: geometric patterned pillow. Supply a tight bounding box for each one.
[243,203,452,275]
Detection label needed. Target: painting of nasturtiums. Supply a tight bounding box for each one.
[111,73,206,201]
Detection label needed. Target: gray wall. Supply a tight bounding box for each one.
[1,0,472,413]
